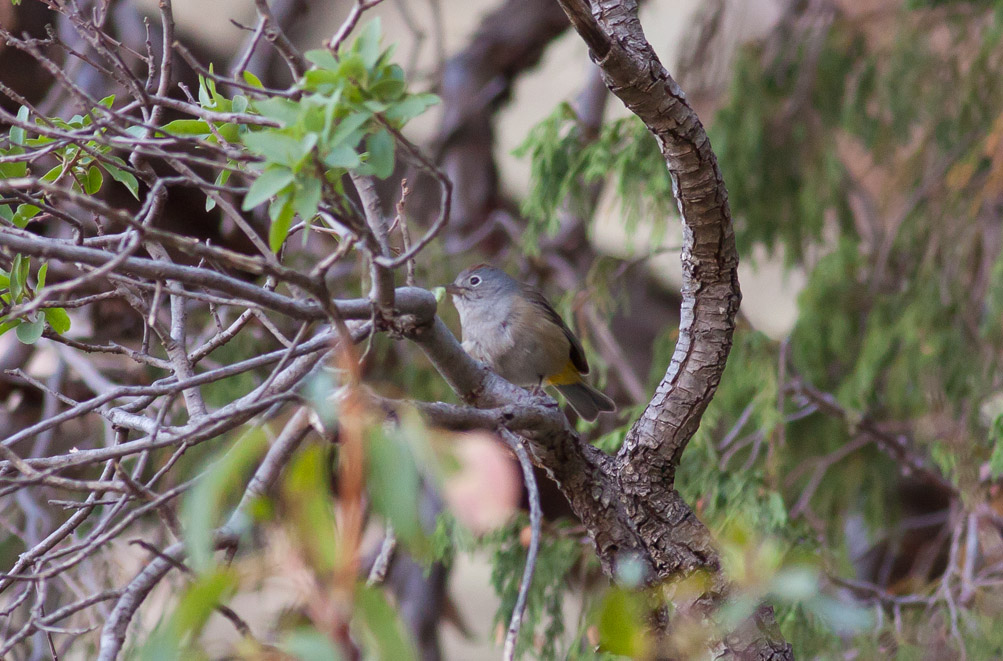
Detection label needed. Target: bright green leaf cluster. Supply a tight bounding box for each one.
[236,19,438,252]
[2,99,141,204]
[0,256,71,344]
[160,67,247,144]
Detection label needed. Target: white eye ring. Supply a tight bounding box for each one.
[469,275,482,286]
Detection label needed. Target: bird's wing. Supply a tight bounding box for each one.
[521,285,590,375]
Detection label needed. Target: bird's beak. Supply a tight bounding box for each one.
[444,284,463,296]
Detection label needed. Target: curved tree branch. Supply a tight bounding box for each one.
[403,0,791,656]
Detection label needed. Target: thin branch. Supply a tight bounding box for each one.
[327,0,387,52]
[252,0,308,76]
[365,526,397,586]
[500,430,541,661]
[98,405,314,659]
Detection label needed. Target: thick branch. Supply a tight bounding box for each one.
[555,0,744,571]
[552,1,791,658]
[0,231,437,323]
[558,0,742,481]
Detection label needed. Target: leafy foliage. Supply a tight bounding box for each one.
[487,519,589,658]
[0,255,71,343]
[514,104,674,254]
[693,2,1003,656]
[8,97,140,201]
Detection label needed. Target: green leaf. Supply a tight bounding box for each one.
[282,444,339,573]
[9,106,28,146]
[11,204,40,229]
[17,254,28,293]
[365,426,429,558]
[252,97,301,125]
[98,94,116,109]
[336,54,368,85]
[41,165,62,183]
[242,70,265,89]
[268,197,295,253]
[365,129,395,179]
[83,166,103,195]
[304,68,345,91]
[232,94,248,115]
[180,429,268,573]
[175,568,239,636]
[293,175,322,221]
[36,263,47,290]
[9,254,23,300]
[369,77,406,101]
[596,588,649,657]
[15,315,44,344]
[161,119,212,136]
[384,93,440,126]
[355,585,417,661]
[198,74,213,108]
[328,111,371,149]
[102,162,140,200]
[24,136,54,147]
[43,307,71,334]
[354,19,383,69]
[0,319,19,337]
[140,568,240,660]
[206,168,232,211]
[214,123,240,143]
[242,166,294,210]
[242,131,310,167]
[0,160,27,179]
[323,145,361,169]
[305,49,340,71]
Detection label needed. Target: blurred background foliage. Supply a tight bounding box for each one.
[509,0,1003,657]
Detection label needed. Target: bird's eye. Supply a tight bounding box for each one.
[469,275,482,286]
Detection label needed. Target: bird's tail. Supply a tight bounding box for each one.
[555,382,615,422]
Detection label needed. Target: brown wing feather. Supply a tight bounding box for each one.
[521,285,590,375]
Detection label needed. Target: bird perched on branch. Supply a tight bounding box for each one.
[446,264,615,421]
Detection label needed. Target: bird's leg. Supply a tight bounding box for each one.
[529,376,546,397]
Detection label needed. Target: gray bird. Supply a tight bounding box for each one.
[446,264,615,421]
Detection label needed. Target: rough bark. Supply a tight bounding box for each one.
[405,0,792,651]
[554,0,741,571]
[445,0,790,655]
[558,0,791,655]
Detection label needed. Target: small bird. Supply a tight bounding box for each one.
[445,264,615,421]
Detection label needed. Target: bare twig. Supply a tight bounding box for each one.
[499,430,541,661]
